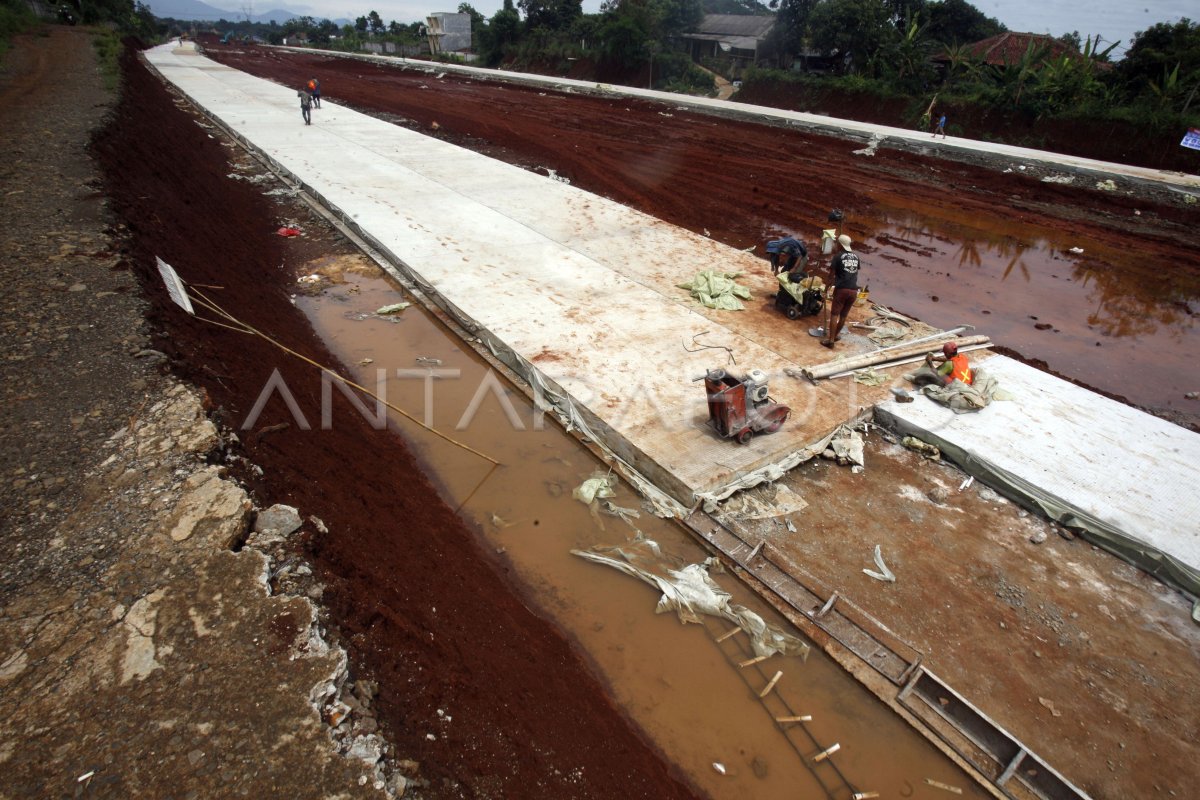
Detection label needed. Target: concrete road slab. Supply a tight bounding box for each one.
[143,43,895,507]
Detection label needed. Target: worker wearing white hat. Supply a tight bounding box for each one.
[821,234,861,349]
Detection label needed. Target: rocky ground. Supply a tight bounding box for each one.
[0,28,399,799]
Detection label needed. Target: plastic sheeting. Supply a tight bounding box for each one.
[914,368,1010,413]
[776,273,824,305]
[677,271,752,311]
[573,541,811,659]
[696,414,870,508]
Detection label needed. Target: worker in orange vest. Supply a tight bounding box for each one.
[307,77,321,108]
[923,341,973,386]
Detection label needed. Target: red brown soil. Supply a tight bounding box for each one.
[92,45,699,799]
[205,43,1200,427]
[181,44,1200,797]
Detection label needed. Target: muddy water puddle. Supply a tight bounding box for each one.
[853,201,1198,412]
[293,267,987,799]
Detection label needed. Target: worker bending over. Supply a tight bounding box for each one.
[768,237,808,276]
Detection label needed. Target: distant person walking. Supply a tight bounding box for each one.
[932,112,947,139]
[299,89,312,125]
[307,77,321,108]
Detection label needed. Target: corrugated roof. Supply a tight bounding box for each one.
[683,33,763,52]
[693,14,775,40]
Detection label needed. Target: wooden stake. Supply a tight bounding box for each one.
[739,654,769,668]
[758,670,783,698]
[813,742,841,762]
[852,793,880,799]
[775,715,812,724]
[925,779,963,794]
[716,627,742,643]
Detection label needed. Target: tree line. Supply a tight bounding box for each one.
[251,0,1197,125]
[23,0,1191,143]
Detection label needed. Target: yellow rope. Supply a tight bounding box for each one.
[187,286,501,467]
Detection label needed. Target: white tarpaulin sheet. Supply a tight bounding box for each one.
[573,541,810,659]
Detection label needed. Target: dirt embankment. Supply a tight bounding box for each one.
[734,78,1200,173]
[1,27,389,799]
[88,43,701,799]
[179,45,1200,800]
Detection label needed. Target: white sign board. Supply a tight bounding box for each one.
[1181,128,1200,151]
[156,256,195,315]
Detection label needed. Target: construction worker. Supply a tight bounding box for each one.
[298,88,313,125]
[820,234,860,349]
[911,341,973,387]
[767,236,807,276]
[307,77,321,108]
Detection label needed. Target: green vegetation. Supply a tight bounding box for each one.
[2,0,158,71]
[1,0,38,61]
[92,27,123,90]
[749,2,1199,140]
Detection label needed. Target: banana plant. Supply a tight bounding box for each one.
[1148,63,1182,109]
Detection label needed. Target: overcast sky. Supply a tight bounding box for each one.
[264,0,1192,57]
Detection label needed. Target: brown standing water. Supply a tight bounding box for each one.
[859,200,1199,414]
[292,264,988,799]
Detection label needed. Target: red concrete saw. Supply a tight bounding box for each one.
[702,368,790,444]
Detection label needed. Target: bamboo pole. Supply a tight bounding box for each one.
[758,670,783,698]
[925,778,963,794]
[802,335,991,381]
[825,343,992,380]
[813,742,841,762]
[716,627,742,643]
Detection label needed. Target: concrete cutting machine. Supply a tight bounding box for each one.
[703,368,790,444]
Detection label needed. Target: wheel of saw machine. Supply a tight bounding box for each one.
[785,304,801,320]
[736,429,754,445]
